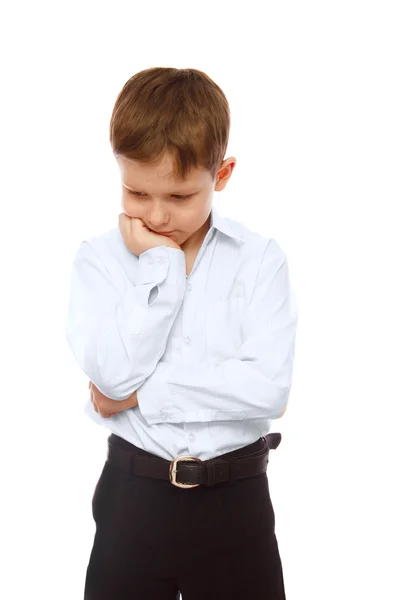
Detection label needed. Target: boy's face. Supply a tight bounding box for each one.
[116,152,235,251]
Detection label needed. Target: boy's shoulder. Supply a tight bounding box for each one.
[75,227,134,288]
[80,226,130,260]
[221,214,287,263]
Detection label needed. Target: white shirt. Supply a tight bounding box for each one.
[65,205,298,461]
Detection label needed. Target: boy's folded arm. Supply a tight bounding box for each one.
[137,244,299,424]
[65,241,186,400]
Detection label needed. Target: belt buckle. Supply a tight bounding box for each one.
[169,455,202,488]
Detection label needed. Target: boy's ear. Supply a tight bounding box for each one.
[215,156,236,190]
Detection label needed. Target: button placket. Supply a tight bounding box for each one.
[182,265,197,351]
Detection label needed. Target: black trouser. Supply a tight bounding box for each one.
[84,434,286,600]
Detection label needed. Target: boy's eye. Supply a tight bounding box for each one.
[128,191,191,200]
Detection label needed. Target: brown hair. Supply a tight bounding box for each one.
[109,67,231,182]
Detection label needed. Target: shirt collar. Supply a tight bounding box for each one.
[209,205,244,243]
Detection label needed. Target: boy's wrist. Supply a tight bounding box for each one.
[120,389,138,410]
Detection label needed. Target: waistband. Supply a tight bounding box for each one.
[106,433,282,489]
[107,433,276,460]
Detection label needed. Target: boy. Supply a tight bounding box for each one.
[65,67,298,600]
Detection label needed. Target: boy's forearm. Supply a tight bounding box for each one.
[119,389,138,410]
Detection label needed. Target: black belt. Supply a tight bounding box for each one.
[106,433,282,489]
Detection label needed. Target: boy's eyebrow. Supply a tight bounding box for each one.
[122,182,199,195]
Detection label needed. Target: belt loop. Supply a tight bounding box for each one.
[205,460,216,487]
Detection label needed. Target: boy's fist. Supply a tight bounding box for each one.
[89,380,138,418]
[118,213,181,256]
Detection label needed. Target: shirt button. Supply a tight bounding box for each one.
[188,433,195,442]
[184,336,191,344]
[187,282,192,291]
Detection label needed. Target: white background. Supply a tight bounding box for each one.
[1,1,399,598]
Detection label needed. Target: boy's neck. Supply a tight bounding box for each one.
[181,214,211,255]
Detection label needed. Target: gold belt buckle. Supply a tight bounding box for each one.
[169,455,202,488]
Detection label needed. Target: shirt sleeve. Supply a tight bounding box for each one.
[65,240,186,400]
[136,240,299,424]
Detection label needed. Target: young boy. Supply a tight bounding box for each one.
[65,67,298,600]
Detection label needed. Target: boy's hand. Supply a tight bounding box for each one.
[89,381,138,418]
[118,212,181,256]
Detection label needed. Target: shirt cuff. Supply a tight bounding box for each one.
[136,246,185,286]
